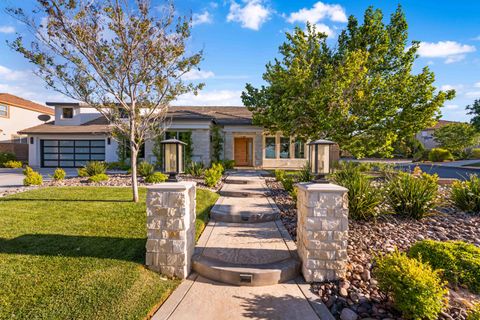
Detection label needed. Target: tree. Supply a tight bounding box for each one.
[467,99,480,131]
[242,6,455,158]
[7,0,203,202]
[433,123,479,156]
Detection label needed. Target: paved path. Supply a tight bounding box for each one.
[153,171,330,320]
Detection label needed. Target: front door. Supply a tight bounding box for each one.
[234,137,253,166]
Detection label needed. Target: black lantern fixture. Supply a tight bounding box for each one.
[308,139,335,183]
[160,138,187,182]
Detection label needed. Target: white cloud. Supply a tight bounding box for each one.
[473,35,480,41]
[192,11,213,26]
[466,91,480,98]
[0,26,15,34]
[474,82,480,88]
[287,2,347,24]
[227,0,271,31]
[440,84,463,91]
[172,90,243,106]
[311,23,333,37]
[444,104,459,110]
[0,65,29,81]
[417,41,476,63]
[182,69,215,80]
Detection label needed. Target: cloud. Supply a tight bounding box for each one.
[466,91,480,98]
[287,2,347,24]
[227,0,271,31]
[0,65,30,81]
[311,23,333,37]
[473,35,480,41]
[182,69,215,80]
[440,84,463,92]
[0,26,15,34]
[474,82,480,88]
[417,41,476,63]
[443,104,459,110]
[172,89,243,106]
[192,11,213,26]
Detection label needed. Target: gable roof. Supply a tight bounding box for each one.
[0,93,54,115]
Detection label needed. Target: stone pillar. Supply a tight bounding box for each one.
[296,182,349,282]
[145,182,196,279]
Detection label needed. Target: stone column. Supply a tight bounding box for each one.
[296,182,349,282]
[145,182,196,279]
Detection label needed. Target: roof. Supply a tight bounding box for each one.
[0,93,54,115]
[425,120,462,130]
[18,106,254,134]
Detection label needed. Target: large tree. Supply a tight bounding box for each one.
[466,99,480,131]
[242,6,455,158]
[433,123,479,156]
[7,0,203,202]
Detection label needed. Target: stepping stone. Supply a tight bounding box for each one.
[192,221,299,286]
[210,196,280,223]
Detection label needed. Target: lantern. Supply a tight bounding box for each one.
[308,139,335,183]
[160,138,187,182]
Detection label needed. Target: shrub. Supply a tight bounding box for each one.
[137,161,155,177]
[3,160,23,168]
[467,304,480,320]
[204,166,222,188]
[211,162,225,175]
[0,152,15,166]
[88,173,109,183]
[107,161,130,170]
[185,161,205,177]
[52,168,66,181]
[385,171,438,219]
[374,250,448,320]
[220,159,235,170]
[23,166,43,186]
[296,162,314,182]
[83,161,107,176]
[428,148,454,162]
[330,163,381,220]
[281,175,295,192]
[470,148,480,160]
[274,169,285,182]
[77,167,89,177]
[451,175,480,214]
[409,240,480,294]
[289,186,298,203]
[144,172,168,183]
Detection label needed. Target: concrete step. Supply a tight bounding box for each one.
[219,182,268,198]
[224,175,261,185]
[210,196,280,223]
[193,220,300,286]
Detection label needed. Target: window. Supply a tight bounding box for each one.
[294,138,305,158]
[62,108,73,119]
[11,134,28,144]
[265,137,276,159]
[0,104,8,118]
[280,137,290,159]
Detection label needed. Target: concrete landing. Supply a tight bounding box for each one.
[219,181,268,197]
[210,196,280,223]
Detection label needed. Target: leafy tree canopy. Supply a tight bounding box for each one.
[433,123,479,155]
[242,5,455,158]
[467,99,480,131]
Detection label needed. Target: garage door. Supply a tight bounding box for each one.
[41,140,105,168]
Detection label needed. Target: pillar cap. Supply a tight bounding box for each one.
[296,182,348,193]
[147,181,196,191]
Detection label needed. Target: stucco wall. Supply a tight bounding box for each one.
[0,106,53,143]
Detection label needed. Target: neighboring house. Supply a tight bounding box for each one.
[19,103,323,169]
[416,120,461,149]
[0,93,54,144]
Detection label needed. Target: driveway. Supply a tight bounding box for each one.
[396,163,479,180]
[0,168,79,188]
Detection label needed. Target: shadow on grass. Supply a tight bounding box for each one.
[0,198,132,203]
[0,234,146,263]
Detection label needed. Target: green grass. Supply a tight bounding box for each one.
[464,162,480,167]
[0,187,218,320]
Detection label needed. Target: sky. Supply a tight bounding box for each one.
[0,1,479,122]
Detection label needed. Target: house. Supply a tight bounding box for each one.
[0,93,55,143]
[415,120,461,149]
[18,103,329,169]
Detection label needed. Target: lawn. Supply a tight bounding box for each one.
[0,186,219,320]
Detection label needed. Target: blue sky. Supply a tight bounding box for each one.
[0,1,479,122]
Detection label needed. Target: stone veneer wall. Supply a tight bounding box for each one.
[145,182,196,279]
[296,182,349,282]
[191,129,211,166]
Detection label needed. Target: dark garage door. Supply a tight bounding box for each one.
[41,139,105,168]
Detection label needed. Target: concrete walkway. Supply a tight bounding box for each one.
[153,171,331,320]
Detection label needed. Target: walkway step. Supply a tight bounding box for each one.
[210,196,280,223]
[219,182,268,198]
[192,220,300,286]
[225,176,260,185]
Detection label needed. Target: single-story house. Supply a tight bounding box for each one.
[415,120,461,150]
[19,103,333,169]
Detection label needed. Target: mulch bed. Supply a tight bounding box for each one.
[265,177,480,320]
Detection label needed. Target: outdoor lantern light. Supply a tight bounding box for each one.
[308,139,335,183]
[160,138,187,182]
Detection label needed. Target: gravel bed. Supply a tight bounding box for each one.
[265,177,480,320]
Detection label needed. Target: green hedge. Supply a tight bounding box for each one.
[428,148,454,162]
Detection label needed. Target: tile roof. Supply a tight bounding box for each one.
[426,119,462,130]
[18,117,110,134]
[0,93,54,115]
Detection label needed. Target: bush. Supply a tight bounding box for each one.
[23,166,43,186]
[470,148,480,160]
[52,168,66,181]
[274,169,285,182]
[137,161,155,177]
[409,240,480,294]
[83,161,107,176]
[211,162,225,175]
[107,161,130,170]
[3,160,23,168]
[219,159,235,170]
[289,186,298,203]
[428,148,454,162]
[467,304,480,320]
[88,173,109,183]
[281,175,295,192]
[144,172,168,183]
[385,171,438,219]
[296,163,314,182]
[204,166,222,187]
[77,167,89,177]
[330,163,381,220]
[451,175,480,214]
[185,161,205,177]
[374,250,448,320]
[0,152,15,166]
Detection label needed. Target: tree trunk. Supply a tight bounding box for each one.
[130,144,139,202]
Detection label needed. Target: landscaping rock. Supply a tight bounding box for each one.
[340,308,358,320]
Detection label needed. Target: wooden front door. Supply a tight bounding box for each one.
[234,137,253,166]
